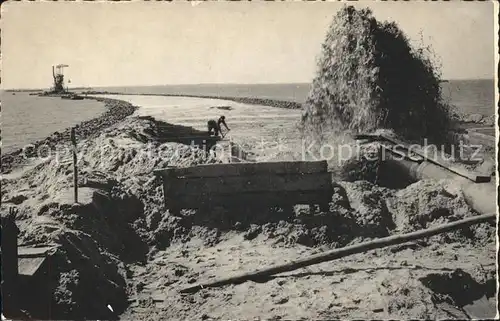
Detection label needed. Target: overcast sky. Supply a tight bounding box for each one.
[1,1,496,89]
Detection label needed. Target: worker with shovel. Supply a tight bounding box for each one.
[208,115,230,138]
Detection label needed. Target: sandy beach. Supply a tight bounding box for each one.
[1,94,496,320]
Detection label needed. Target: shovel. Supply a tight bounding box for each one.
[221,129,230,139]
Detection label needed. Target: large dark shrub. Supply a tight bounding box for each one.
[301,6,452,144]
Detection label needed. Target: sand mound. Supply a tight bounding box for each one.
[388,180,495,244]
[337,179,494,245]
[301,5,452,143]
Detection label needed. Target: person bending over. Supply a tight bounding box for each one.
[207,115,230,137]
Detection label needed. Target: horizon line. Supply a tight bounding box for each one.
[2,78,495,91]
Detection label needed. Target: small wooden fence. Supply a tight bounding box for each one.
[154,160,333,215]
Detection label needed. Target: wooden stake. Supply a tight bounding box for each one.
[71,127,78,203]
[180,213,495,294]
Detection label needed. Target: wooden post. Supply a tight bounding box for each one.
[164,168,180,216]
[375,144,383,185]
[1,208,20,317]
[71,127,78,203]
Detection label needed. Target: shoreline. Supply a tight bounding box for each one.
[1,97,137,174]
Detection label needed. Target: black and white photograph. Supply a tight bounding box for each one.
[0,1,498,320]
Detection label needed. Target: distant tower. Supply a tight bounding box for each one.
[52,64,69,93]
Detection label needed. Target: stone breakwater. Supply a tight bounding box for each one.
[82,91,303,109]
[169,94,303,109]
[1,97,138,174]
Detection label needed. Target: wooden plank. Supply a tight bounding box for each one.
[169,172,332,195]
[183,161,327,177]
[456,123,492,130]
[157,136,220,142]
[466,127,495,136]
[156,161,328,178]
[18,246,57,258]
[354,134,382,141]
[383,140,482,165]
[18,257,46,276]
[171,190,332,209]
[380,135,490,183]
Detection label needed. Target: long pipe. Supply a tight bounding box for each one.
[383,154,497,215]
[180,212,496,293]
